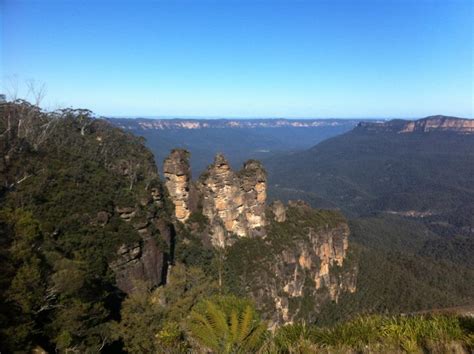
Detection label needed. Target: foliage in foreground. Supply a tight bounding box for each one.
[115,285,473,354]
[188,295,268,353]
[266,314,473,353]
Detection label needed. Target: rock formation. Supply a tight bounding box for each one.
[198,154,267,246]
[163,149,192,222]
[110,185,173,293]
[162,150,357,324]
[269,222,356,325]
[271,200,286,222]
[238,160,267,230]
[227,201,357,326]
[357,116,474,134]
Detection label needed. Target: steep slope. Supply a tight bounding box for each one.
[0,102,358,351]
[266,115,474,233]
[264,116,474,323]
[163,149,356,326]
[0,101,176,351]
[224,201,356,326]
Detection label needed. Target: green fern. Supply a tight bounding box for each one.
[187,295,267,353]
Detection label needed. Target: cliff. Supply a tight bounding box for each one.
[163,149,193,223]
[0,101,175,295]
[198,154,267,245]
[225,201,356,326]
[164,150,267,247]
[110,117,361,130]
[163,149,356,325]
[357,115,474,134]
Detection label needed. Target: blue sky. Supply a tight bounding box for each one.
[1,0,472,118]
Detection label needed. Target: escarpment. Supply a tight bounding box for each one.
[1,100,356,333]
[357,116,474,134]
[225,201,356,326]
[163,149,357,325]
[110,184,174,293]
[0,101,174,295]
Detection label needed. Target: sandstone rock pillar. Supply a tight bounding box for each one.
[163,149,192,222]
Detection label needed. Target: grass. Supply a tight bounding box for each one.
[264,314,473,353]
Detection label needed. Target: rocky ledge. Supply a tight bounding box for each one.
[357,115,474,134]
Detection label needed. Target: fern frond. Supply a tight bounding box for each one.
[230,309,239,344]
[238,305,254,342]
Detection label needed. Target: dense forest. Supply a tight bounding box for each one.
[266,121,474,228]
[0,102,472,353]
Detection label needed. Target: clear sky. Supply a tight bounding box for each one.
[1,0,472,118]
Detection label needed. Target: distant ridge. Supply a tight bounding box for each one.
[108,117,370,130]
[357,115,474,134]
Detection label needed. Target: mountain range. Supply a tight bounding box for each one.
[108,117,366,174]
[265,116,474,231]
[1,103,473,353]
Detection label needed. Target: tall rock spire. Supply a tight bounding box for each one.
[163,149,192,223]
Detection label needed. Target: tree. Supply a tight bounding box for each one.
[114,263,218,353]
[187,295,267,353]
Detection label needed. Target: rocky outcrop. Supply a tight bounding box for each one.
[401,116,474,133]
[239,160,267,230]
[266,207,356,325]
[198,154,267,246]
[161,149,357,325]
[271,200,286,222]
[227,202,356,326]
[0,101,175,296]
[163,149,192,222]
[110,187,173,293]
[358,116,474,134]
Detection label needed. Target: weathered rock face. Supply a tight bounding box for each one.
[267,219,355,325]
[401,116,474,134]
[110,187,173,293]
[358,116,474,134]
[163,149,192,223]
[226,202,356,327]
[161,149,357,325]
[271,200,286,222]
[198,154,267,246]
[239,160,267,231]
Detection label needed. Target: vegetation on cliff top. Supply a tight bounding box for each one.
[0,101,170,351]
[2,101,472,352]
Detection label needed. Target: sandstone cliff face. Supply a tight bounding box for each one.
[268,204,356,325]
[198,154,267,246]
[161,149,357,324]
[162,151,267,247]
[163,149,192,223]
[401,116,474,133]
[226,202,356,326]
[0,101,175,296]
[358,116,474,134]
[271,200,286,222]
[110,185,174,293]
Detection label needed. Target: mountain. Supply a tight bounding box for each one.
[357,115,474,134]
[162,149,355,326]
[263,115,474,322]
[107,117,365,175]
[2,103,472,352]
[0,100,179,351]
[0,101,356,351]
[266,115,474,235]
